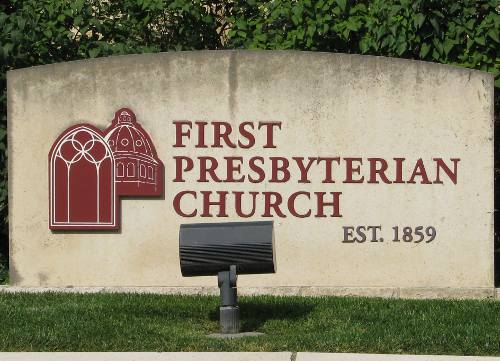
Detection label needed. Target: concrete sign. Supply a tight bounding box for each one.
[7,51,494,295]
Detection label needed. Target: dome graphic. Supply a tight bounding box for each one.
[49,108,163,230]
[104,108,163,196]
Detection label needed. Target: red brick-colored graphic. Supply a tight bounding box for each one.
[104,108,163,196]
[49,109,163,230]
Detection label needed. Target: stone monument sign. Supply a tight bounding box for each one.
[7,51,494,297]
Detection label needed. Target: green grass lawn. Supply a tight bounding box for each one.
[0,292,498,354]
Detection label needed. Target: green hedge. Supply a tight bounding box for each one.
[1,0,499,275]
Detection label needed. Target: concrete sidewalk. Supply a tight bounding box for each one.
[297,354,500,361]
[1,353,499,361]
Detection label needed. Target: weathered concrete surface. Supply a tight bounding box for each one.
[7,51,494,291]
[296,353,500,361]
[0,285,497,300]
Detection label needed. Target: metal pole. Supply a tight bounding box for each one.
[218,265,239,334]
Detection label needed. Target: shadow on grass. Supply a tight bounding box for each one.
[208,297,314,332]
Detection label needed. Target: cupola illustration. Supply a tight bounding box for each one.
[104,108,163,196]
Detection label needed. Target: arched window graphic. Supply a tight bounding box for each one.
[140,164,146,178]
[148,166,153,180]
[117,162,124,177]
[127,162,135,177]
[49,125,117,230]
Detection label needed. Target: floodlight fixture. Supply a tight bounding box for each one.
[179,221,275,334]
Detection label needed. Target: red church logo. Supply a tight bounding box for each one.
[49,108,164,230]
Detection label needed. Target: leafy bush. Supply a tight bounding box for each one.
[0,257,7,284]
[227,0,499,79]
[0,0,498,278]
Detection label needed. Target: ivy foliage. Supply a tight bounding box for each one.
[0,0,499,271]
[228,0,499,84]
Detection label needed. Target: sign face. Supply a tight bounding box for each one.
[7,51,494,293]
[48,108,163,230]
